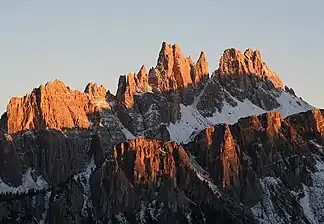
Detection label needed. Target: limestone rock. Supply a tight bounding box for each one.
[84,82,107,100]
[89,137,257,223]
[6,80,107,134]
[216,48,283,89]
[193,51,209,85]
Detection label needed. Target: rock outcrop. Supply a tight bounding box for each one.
[0,42,317,224]
[84,82,107,100]
[213,48,286,111]
[116,42,209,108]
[193,51,209,85]
[187,110,324,223]
[90,138,257,223]
[216,48,283,89]
[6,80,109,134]
[116,66,151,108]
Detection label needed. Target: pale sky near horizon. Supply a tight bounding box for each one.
[1,0,323,113]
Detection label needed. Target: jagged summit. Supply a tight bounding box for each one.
[0,42,321,223]
[216,47,283,89]
[115,42,209,108]
[2,42,313,138]
[115,43,286,109]
[5,79,109,134]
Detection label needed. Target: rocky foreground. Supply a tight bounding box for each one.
[0,42,322,224]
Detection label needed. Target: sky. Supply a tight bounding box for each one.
[0,0,323,113]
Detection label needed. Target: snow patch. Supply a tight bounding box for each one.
[167,104,213,144]
[273,91,314,118]
[167,89,313,144]
[189,155,221,197]
[114,213,129,224]
[122,127,136,140]
[99,109,136,140]
[296,159,324,223]
[251,177,285,224]
[299,184,317,224]
[167,97,265,144]
[207,98,265,125]
[73,156,96,215]
[39,191,51,224]
[137,200,164,223]
[0,168,48,194]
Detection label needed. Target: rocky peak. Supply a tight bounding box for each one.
[43,79,70,93]
[216,48,283,89]
[5,80,108,134]
[116,42,209,107]
[193,51,209,85]
[135,65,150,92]
[116,65,152,108]
[156,42,174,76]
[84,82,107,100]
[170,43,193,88]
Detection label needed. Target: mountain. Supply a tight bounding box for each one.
[0,42,320,224]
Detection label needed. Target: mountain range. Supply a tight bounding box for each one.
[0,42,322,224]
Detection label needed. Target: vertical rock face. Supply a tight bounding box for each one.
[156,42,175,82]
[0,130,91,186]
[6,80,108,134]
[114,138,177,185]
[90,138,257,223]
[211,48,286,111]
[0,42,318,223]
[286,109,324,143]
[187,110,324,223]
[189,124,243,201]
[84,82,107,100]
[116,66,151,108]
[216,48,283,89]
[170,44,193,88]
[193,51,209,85]
[116,42,209,108]
[220,125,240,189]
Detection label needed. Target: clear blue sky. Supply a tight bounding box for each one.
[1,0,323,112]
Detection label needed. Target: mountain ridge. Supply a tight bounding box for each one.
[2,42,313,136]
[0,42,320,224]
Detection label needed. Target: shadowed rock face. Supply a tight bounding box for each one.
[187,110,324,223]
[0,129,91,186]
[90,138,257,223]
[0,42,318,223]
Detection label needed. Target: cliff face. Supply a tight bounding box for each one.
[116,42,208,108]
[89,138,257,223]
[216,48,283,89]
[6,80,110,134]
[0,42,319,224]
[187,110,324,223]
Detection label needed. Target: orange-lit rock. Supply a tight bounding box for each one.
[85,82,107,100]
[171,44,193,88]
[220,124,240,187]
[193,51,209,85]
[216,48,283,89]
[6,80,107,133]
[114,138,179,185]
[116,42,210,108]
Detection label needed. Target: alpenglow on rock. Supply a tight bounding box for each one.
[0,42,320,224]
[5,80,111,134]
